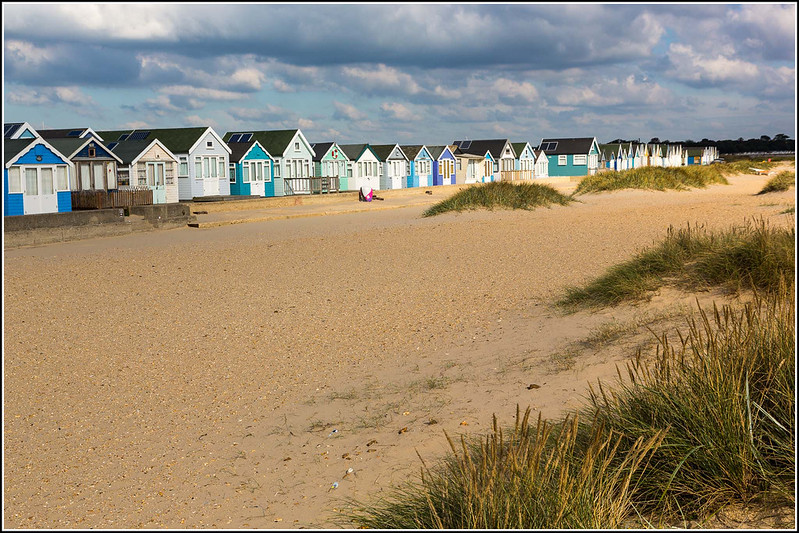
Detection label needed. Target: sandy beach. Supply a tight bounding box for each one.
[3,169,795,528]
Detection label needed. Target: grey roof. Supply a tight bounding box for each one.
[224,130,305,158]
[539,137,597,155]
[227,140,261,163]
[97,127,211,153]
[339,143,374,161]
[426,145,450,159]
[108,139,178,165]
[108,140,155,165]
[37,127,91,139]
[369,144,406,161]
[310,142,335,162]
[452,139,514,159]
[399,145,424,160]
[4,139,34,165]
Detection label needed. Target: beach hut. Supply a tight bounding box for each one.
[370,144,408,190]
[4,137,73,216]
[400,145,434,188]
[339,144,381,192]
[99,127,232,200]
[427,145,457,186]
[224,129,314,196]
[109,139,180,204]
[532,148,550,178]
[452,139,515,181]
[539,137,600,177]
[44,136,123,192]
[311,142,350,191]
[226,137,274,197]
[512,142,536,180]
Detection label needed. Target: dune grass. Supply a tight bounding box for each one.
[575,166,729,195]
[757,171,795,195]
[422,181,572,217]
[343,408,666,529]
[582,283,796,524]
[559,218,795,309]
[343,283,795,528]
[719,158,780,176]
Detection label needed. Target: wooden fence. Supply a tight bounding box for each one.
[284,177,341,195]
[71,187,153,210]
[499,170,534,181]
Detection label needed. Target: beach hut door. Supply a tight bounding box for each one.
[23,167,58,215]
[147,162,167,204]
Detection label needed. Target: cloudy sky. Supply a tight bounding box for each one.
[3,3,796,145]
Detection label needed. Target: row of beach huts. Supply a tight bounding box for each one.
[3,122,719,216]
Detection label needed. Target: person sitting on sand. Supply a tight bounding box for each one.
[359,185,373,202]
[359,186,384,202]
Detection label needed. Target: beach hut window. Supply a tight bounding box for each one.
[80,163,91,189]
[558,155,567,166]
[40,168,54,195]
[118,169,130,187]
[574,155,586,165]
[264,162,272,182]
[207,141,213,149]
[242,164,250,183]
[180,157,188,176]
[304,161,310,178]
[8,167,22,193]
[294,142,300,152]
[93,162,105,189]
[195,158,202,178]
[56,167,68,191]
[274,162,281,178]
[229,165,236,183]
[25,168,38,195]
[219,160,225,178]
[347,163,353,178]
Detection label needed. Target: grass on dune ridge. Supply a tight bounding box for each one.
[422,181,572,217]
[559,218,795,309]
[757,171,796,195]
[575,165,729,195]
[343,282,795,528]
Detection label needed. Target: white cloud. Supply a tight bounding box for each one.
[333,101,368,121]
[4,40,53,66]
[159,85,248,101]
[342,64,422,95]
[667,43,760,85]
[492,78,539,102]
[230,68,264,91]
[6,86,94,107]
[380,102,416,121]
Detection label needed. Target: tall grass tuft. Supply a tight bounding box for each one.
[422,181,571,217]
[583,281,795,522]
[342,285,795,529]
[343,407,665,529]
[757,171,795,195]
[575,166,728,195]
[560,218,795,309]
